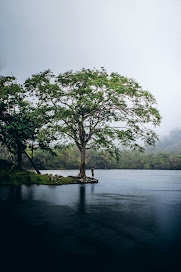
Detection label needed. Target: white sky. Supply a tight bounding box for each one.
[1,0,181,137]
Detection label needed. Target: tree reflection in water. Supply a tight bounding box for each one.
[8,186,22,201]
[78,185,86,214]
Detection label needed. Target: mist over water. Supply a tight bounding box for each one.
[0,170,181,272]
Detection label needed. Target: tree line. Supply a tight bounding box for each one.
[1,144,181,170]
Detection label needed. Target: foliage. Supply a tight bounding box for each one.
[0,76,51,171]
[0,76,23,167]
[25,68,161,176]
[0,158,12,170]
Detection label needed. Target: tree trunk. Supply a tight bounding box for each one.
[79,146,86,177]
[8,151,15,169]
[24,150,41,175]
[17,144,22,169]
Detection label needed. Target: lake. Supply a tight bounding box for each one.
[0,169,181,272]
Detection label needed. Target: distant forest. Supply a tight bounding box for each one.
[1,128,181,170]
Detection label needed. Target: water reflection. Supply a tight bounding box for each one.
[91,184,95,194]
[23,185,34,200]
[77,185,86,214]
[8,185,22,201]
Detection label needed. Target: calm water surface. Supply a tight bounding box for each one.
[0,170,181,272]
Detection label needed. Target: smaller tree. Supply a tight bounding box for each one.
[25,68,161,177]
[0,76,51,173]
[0,76,25,167]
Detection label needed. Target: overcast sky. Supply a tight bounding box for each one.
[1,0,181,137]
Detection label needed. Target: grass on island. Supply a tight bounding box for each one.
[0,159,98,185]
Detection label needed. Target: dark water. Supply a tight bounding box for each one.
[0,170,181,272]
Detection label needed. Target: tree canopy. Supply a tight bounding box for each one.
[25,68,161,177]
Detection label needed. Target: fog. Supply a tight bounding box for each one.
[146,128,181,154]
[1,0,181,137]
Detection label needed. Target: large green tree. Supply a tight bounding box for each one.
[25,68,161,177]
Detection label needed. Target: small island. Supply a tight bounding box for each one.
[0,159,98,186]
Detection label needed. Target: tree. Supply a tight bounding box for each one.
[25,68,161,177]
[0,76,26,167]
[0,76,50,173]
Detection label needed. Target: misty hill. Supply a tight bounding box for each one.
[146,128,181,154]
